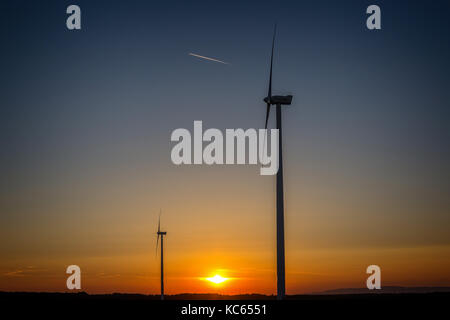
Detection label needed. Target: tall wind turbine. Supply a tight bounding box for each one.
[263,25,293,300]
[156,211,167,300]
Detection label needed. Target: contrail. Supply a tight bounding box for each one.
[188,52,230,65]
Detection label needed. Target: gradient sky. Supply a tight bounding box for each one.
[1,0,449,294]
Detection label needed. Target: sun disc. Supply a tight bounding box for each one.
[205,275,229,284]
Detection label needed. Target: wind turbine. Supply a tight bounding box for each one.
[156,211,167,300]
[263,25,293,300]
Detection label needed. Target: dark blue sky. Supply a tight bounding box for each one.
[2,0,449,196]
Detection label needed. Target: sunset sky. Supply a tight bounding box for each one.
[1,0,449,294]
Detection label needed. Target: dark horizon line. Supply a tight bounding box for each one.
[2,286,450,297]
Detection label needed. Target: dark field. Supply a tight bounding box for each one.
[1,291,449,318]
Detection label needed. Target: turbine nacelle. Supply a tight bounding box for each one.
[264,95,293,106]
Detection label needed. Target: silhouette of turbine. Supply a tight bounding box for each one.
[156,210,167,300]
[263,25,293,300]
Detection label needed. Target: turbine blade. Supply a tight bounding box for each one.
[262,25,276,165]
[156,209,161,256]
[261,101,271,164]
[264,102,271,130]
[158,209,161,233]
[268,24,276,100]
[156,234,160,256]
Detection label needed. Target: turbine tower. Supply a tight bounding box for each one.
[263,25,293,300]
[156,211,167,300]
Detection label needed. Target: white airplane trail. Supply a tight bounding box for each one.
[188,52,230,65]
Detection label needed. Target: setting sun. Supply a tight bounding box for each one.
[205,275,229,284]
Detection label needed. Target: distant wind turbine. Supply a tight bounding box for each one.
[263,25,293,300]
[156,210,167,300]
